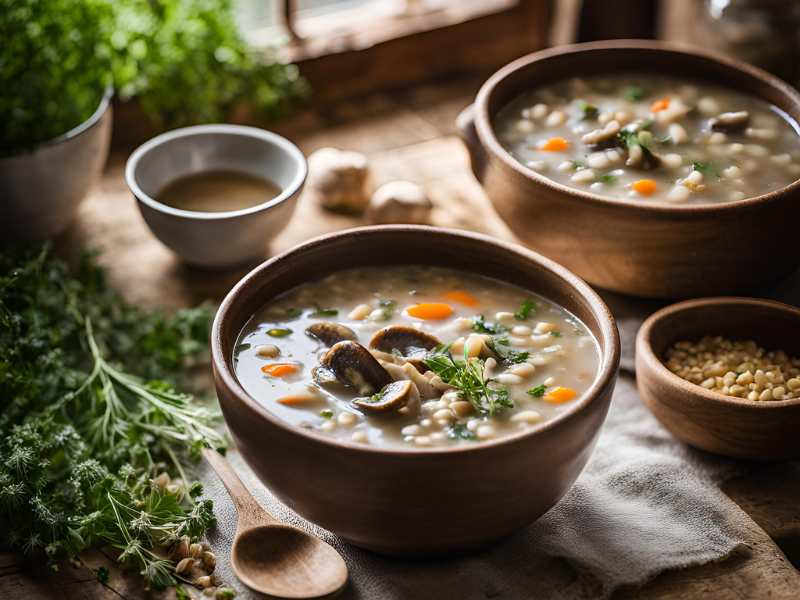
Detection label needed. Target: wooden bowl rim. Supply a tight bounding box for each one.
[474,39,800,214]
[636,296,800,410]
[212,225,620,457]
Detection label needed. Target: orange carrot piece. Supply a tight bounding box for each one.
[276,394,318,406]
[443,290,480,307]
[650,97,670,112]
[544,386,578,404]
[539,137,570,152]
[632,179,657,196]
[406,303,454,320]
[261,363,299,377]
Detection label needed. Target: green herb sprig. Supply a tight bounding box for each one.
[0,245,224,591]
[424,347,513,416]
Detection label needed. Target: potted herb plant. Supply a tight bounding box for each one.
[0,0,114,241]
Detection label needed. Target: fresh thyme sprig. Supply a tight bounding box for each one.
[0,245,225,592]
[424,346,513,416]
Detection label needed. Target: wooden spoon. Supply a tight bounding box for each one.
[203,448,348,599]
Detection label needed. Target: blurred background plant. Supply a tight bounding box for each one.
[0,0,307,156]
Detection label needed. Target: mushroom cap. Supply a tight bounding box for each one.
[710,111,750,132]
[369,325,441,355]
[306,321,358,347]
[352,380,415,413]
[320,341,392,395]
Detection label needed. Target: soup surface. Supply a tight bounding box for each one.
[157,169,281,212]
[234,266,600,449]
[495,74,800,204]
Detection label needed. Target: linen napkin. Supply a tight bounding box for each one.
[200,272,800,599]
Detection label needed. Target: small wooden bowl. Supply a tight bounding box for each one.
[212,225,620,556]
[636,297,800,460]
[458,40,800,299]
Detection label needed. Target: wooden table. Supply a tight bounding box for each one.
[3,77,799,599]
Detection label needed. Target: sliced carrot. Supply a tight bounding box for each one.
[632,179,657,196]
[544,386,578,404]
[650,97,670,112]
[443,290,479,307]
[539,137,570,152]
[261,363,299,377]
[407,302,454,320]
[277,394,318,406]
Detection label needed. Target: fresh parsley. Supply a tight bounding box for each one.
[309,306,338,318]
[692,161,721,179]
[576,99,599,119]
[0,245,225,591]
[596,174,617,184]
[378,298,397,320]
[528,384,547,397]
[472,314,508,335]
[550,331,562,338]
[447,423,477,441]
[623,85,646,102]
[514,298,537,321]
[424,348,513,416]
[487,338,530,365]
[320,409,334,419]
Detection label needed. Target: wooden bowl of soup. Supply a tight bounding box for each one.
[457,40,800,299]
[212,225,620,555]
[636,297,800,460]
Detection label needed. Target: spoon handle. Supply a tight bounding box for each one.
[202,447,277,530]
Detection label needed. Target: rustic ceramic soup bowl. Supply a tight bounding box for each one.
[212,225,620,556]
[457,40,800,299]
[636,297,800,460]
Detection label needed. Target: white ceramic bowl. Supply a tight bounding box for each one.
[125,124,306,268]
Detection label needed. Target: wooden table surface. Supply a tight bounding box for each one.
[3,77,799,599]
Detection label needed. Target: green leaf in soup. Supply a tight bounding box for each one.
[576,99,599,119]
[447,422,477,441]
[487,338,529,365]
[267,327,292,337]
[692,161,721,179]
[378,298,397,320]
[309,306,339,318]
[528,384,547,397]
[596,174,617,184]
[320,409,334,419]
[472,314,508,335]
[514,298,537,320]
[623,85,647,102]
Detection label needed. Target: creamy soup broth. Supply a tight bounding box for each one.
[495,74,800,204]
[234,266,600,449]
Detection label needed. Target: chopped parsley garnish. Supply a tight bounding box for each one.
[472,314,508,335]
[514,298,537,320]
[488,338,530,365]
[617,127,660,169]
[366,390,384,403]
[623,85,646,102]
[528,384,547,397]
[309,306,339,318]
[424,348,513,416]
[692,161,721,179]
[550,331,562,338]
[576,99,598,119]
[320,409,334,419]
[571,159,587,169]
[378,298,397,320]
[267,327,293,337]
[447,423,477,441]
[596,174,617,184]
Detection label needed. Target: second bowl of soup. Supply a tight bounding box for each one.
[458,40,800,298]
[212,225,619,555]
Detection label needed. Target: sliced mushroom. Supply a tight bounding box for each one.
[581,120,620,147]
[370,325,441,372]
[306,321,357,346]
[352,380,417,413]
[320,341,392,395]
[401,362,439,400]
[710,111,750,132]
